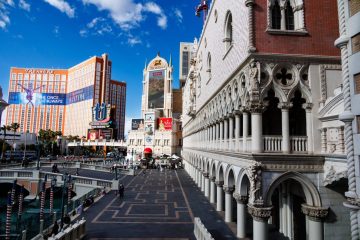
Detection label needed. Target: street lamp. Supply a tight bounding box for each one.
[60,173,70,229]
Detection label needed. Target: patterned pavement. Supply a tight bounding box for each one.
[83,169,236,240]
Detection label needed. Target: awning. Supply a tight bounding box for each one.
[144,148,152,154]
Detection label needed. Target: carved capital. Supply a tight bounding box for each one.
[302,103,313,111]
[215,181,224,187]
[278,102,292,110]
[249,103,265,114]
[203,172,209,178]
[247,204,273,222]
[345,197,360,208]
[223,185,235,194]
[301,204,329,221]
[233,193,248,204]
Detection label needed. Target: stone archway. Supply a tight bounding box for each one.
[265,172,328,240]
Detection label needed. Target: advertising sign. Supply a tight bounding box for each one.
[144,122,155,135]
[9,92,66,106]
[88,129,99,141]
[88,129,113,140]
[148,70,165,109]
[144,113,155,121]
[145,135,154,146]
[158,118,172,131]
[67,85,94,105]
[132,119,144,130]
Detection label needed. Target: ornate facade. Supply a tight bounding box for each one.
[335,0,360,239]
[182,0,349,239]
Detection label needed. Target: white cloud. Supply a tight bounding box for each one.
[19,0,30,11]
[0,0,12,29]
[174,8,182,23]
[81,17,113,36]
[128,36,141,46]
[157,14,167,29]
[82,0,167,30]
[43,0,75,18]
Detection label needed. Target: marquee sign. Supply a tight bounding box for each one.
[9,92,66,106]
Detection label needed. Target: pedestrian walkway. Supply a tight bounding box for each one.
[83,169,236,240]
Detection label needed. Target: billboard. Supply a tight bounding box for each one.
[132,119,144,130]
[9,92,66,106]
[148,70,165,109]
[67,85,94,105]
[158,118,172,130]
[144,122,155,135]
[88,129,113,140]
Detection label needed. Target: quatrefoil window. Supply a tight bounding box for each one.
[276,68,293,86]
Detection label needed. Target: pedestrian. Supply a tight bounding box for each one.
[119,184,124,198]
[143,168,146,175]
[76,168,79,176]
[76,203,83,215]
[51,221,59,236]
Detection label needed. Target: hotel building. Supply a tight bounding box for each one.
[127,54,183,157]
[6,54,126,140]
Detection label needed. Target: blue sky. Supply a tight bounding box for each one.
[0,0,204,132]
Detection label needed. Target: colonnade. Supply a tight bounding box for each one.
[184,103,313,154]
[184,160,328,240]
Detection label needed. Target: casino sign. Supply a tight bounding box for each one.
[90,102,112,129]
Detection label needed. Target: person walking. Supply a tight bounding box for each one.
[118,184,124,198]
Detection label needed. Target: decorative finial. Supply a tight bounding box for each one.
[169,54,172,66]
[157,51,160,57]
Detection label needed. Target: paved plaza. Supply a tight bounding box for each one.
[82,169,236,240]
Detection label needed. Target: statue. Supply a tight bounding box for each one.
[18,83,42,106]
[249,61,259,91]
[247,162,262,204]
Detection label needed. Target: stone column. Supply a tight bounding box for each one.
[320,128,327,153]
[233,193,248,238]
[220,120,224,149]
[279,103,290,153]
[201,172,205,192]
[235,113,240,151]
[301,204,329,240]
[304,103,314,153]
[245,0,256,52]
[204,173,210,198]
[251,108,263,153]
[210,177,216,204]
[338,126,345,153]
[224,118,229,150]
[216,122,219,148]
[200,171,204,190]
[280,6,286,30]
[242,111,249,152]
[248,205,273,240]
[229,115,234,150]
[215,181,224,211]
[223,186,235,222]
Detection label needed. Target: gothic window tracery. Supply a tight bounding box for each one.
[268,0,306,32]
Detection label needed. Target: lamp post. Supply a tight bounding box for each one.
[60,173,69,229]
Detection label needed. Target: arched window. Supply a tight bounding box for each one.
[285,1,294,30]
[207,53,212,81]
[224,12,233,51]
[271,0,281,29]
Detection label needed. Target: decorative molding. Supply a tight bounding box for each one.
[319,64,342,104]
[323,166,347,186]
[247,204,273,222]
[301,204,329,221]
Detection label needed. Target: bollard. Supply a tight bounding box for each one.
[53,211,57,224]
[21,230,26,240]
[40,219,44,235]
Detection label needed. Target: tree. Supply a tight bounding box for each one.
[9,123,19,161]
[0,125,10,162]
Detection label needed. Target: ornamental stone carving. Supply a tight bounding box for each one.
[215,181,224,187]
[210,176,216,182]
[246,162,262,204]
[247,204,273,222]
[223,185,235,194]
[346,197,360,208]
[203,172,209,178]
[301,204,329,221]
[233,193,248,204]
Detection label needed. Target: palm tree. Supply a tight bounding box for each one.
[10,123,20,159]
[1,125,9,162]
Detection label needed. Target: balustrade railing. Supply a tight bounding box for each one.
[263,136,283,152]
[290,136,308,152]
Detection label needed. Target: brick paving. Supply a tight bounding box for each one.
[82,169,236,240]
